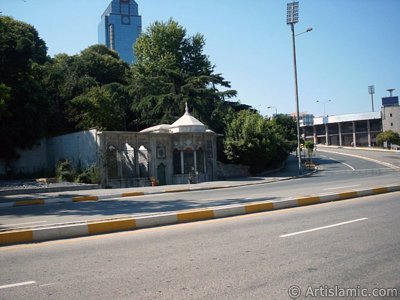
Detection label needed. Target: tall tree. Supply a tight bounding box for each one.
[224,110,297,174]
[67,83,129,131]
[130,19,237,130]
[0,16,50,159]
[43,45,131,133]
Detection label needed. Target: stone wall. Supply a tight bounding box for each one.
[217,162,250,178]
[0,129,98,177]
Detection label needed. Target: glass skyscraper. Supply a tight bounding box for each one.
[98,0,142,64]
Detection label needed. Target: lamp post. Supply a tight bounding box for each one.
[267,106,278,116]
[316,100,331,116]
[287,1,302,174]
[368,85,375,112]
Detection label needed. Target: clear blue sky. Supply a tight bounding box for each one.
[1,0,399,117]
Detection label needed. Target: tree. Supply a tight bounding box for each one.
[224,110,297,174]
[67,83,129,131]
[43,45,131,133]
[0,16,50,159]
[130,19,237,130]
[376,130,400,147]
[268,114,297,157]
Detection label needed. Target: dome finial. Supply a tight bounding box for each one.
[185,102,189,115]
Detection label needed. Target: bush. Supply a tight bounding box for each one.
[376,130,400,147]
[76,166,100,184]
[55,159,75,182]
[223,110,296,174]
[304,141,315,160]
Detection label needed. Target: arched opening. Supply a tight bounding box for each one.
[157,163,166,185]
[138,145,149,177]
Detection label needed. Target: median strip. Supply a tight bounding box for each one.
[72,196,99,202]
[88,219,136,234]
[1,183,399,246]
[14,199,45,206]
[121,191,145,197]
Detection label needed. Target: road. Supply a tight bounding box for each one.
[0,148,399,231]
[1,191,399,299]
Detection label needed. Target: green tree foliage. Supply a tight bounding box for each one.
[224,110,297,174]
[0,16,50,159]
[376,130,400,146]
[130,19,237,130]
[68,83,129,130]
[43,45,131,133]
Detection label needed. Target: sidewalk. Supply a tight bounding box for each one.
[0,155,307,208]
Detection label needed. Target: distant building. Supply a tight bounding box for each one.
[381,96,400,134]
[98,0,142,64]
[301,112,382,147]
[301,95,400,147]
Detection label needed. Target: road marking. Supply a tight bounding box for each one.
[0,281,36,289]
[280,218,368,238]
[328,157,355,170]
[319,149,400,170]
[323,185,361,191]
[0,221,47,227]
[341,162,355,170]
[39,283,56,287]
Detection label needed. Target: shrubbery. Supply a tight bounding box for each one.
[55,159,100,184]
[376,130,400,147]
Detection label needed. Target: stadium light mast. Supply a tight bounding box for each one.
[287,1,302,174]
[368,85,375,112]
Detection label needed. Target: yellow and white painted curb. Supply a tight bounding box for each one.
[1,184,399,246]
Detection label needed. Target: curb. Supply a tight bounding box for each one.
[1,183,399,246]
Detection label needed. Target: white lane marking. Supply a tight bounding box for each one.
[328,157,355,170]
[320,149,400,170]
[39,283,56,287]
[0,221,47,227]
[323,185,361,191]
[341,162,355,170]
[280,218,368,238]
[0,281,36,289]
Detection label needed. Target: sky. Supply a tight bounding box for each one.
[1,0,399,117]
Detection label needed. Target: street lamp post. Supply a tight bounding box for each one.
[316,100,331,116]
[287,1,302,174]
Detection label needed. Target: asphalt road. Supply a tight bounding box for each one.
[0,149,399,230]
[1,191,399,299]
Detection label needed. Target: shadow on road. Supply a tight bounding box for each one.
[0,196,277,220]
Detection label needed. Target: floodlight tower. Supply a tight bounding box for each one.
[287,1,302,174]
[387,89,395,96]
[368,85,375,112]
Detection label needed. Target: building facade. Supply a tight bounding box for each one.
[382,105,400,134]
[301,96,400,147]
[301,112,382,147]
[100,106,218,188]
[98,0,142,64]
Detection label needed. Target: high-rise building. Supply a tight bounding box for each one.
[98,0,142,64]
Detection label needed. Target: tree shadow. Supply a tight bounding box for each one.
[0,195,277,222]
